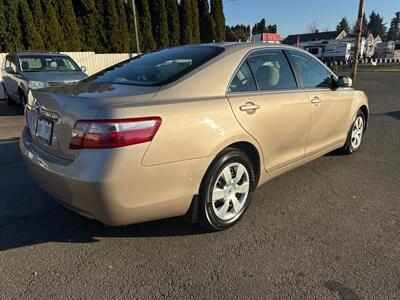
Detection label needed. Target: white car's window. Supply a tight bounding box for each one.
[228,62,257,93]
[288,51,333,89]
[247,50,297,91]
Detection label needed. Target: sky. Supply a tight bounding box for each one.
[223,0,400,37]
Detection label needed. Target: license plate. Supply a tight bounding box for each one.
[36,118,53,144]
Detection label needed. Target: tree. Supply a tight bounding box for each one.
[307,21,319,33]
[18,0,44,50]
[198,0,215,43]
[136,0,156,51]
[210,0,225,42]
[5,0,23,51]
[179,0,194,44]
[0,0,7,51]
[166,0,180,46]
[225,25,250,42]
[387,12,400,41]
[352,12,368,37]
[126,0,142,52]
[252,18,267,34]
[368,11,386,38]
[149,0,169,48]
[191,0,200,43]
[55,0,81,51]
[73,0,103,52]
[336,17,350,33]
[267,24,277,33]
[28,0,47,47]
[41,0,66,51]
[115,0,131,52]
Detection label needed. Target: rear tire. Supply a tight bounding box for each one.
[197,148,256,231]
[341,110,365,154]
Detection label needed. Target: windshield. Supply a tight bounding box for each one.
[83,46,224,86]
[19,55,81,72]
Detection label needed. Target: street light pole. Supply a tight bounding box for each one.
[351,0,365,84]
[132,0,140,54]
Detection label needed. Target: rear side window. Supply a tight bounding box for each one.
[288,51,333,89]
[228,62,257,93]
[84,46,224,86]
[247,50,297,91]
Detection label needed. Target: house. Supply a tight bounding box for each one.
[283,30,347,46]
[251,33,282,44]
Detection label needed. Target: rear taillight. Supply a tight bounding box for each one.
[69,117,162,149]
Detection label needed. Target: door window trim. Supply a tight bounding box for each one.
[226,47,300,95]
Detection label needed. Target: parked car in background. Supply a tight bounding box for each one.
[2,51,87,106]
[21,44,369,231]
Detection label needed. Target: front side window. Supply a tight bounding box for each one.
[84,46,224,86]
[247,50,297,91]
[19,55,81,72]
[228,61,257,93]
[288,51,334,89]
[6,56,17,73]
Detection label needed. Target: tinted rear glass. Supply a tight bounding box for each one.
[84,46,224,86]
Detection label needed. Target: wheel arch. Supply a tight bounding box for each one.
[359,105,369,130]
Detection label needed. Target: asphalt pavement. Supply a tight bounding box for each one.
[0,72,399,299]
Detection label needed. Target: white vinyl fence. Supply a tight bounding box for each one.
[0,52,137,99]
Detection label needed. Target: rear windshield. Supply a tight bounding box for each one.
[83,46,224,86]
[19,55,81,72]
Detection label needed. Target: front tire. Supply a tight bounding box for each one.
[19,90,27,107]
[341,110,365,154]
[198,148,256,231]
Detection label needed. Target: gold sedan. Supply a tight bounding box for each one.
[20,44,369,230]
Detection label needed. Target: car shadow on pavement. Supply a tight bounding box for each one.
[370,111,400,120]
[0,100,24,117]
[0,142,208,252]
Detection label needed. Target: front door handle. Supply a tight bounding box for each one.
[311,97,321,104]
[240,102,260,112]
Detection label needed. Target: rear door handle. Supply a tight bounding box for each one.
[240,102,260,112]
[311,97,321,104]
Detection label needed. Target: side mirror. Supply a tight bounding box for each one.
[5,67,16,74]
[337,76,353,88]
[81,66,87,73]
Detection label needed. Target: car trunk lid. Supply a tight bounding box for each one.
[26,82,160,160]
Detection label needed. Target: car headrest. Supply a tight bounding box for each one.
[49,61,58,68]
[255,65,280,90]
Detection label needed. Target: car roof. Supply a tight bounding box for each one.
[13,51,69,57]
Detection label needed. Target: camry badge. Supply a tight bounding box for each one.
[34,99,41,113]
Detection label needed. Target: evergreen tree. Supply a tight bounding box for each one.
[166,0,180,46]
[5,0,23,51]
[179,0,194,44]
[336,17,350,33]
[73,0,102,52]
[267,24,277,33]
[387,12,400,41]
[225,24,250,42]
[28,0,46,47]
[41,0,66,51]
[136,0,156,51]
[55,0,81,51]
[18,0,44,50]
[210,0,225,42]
[105,0,122,52]
[0,0,7,52]
[149,0,169,48]
[352,12,368,37]
[115,0,131,52]
[94,0,108,52]
[126,0,142,52]
[191,0,200,43]
[252,18,267,34]
[368,11,386,38]
[199,0,215,43]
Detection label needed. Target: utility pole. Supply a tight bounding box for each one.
[131,0,140,54]
[351,0,365,84]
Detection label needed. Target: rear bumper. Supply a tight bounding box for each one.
[20,128,209,226]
